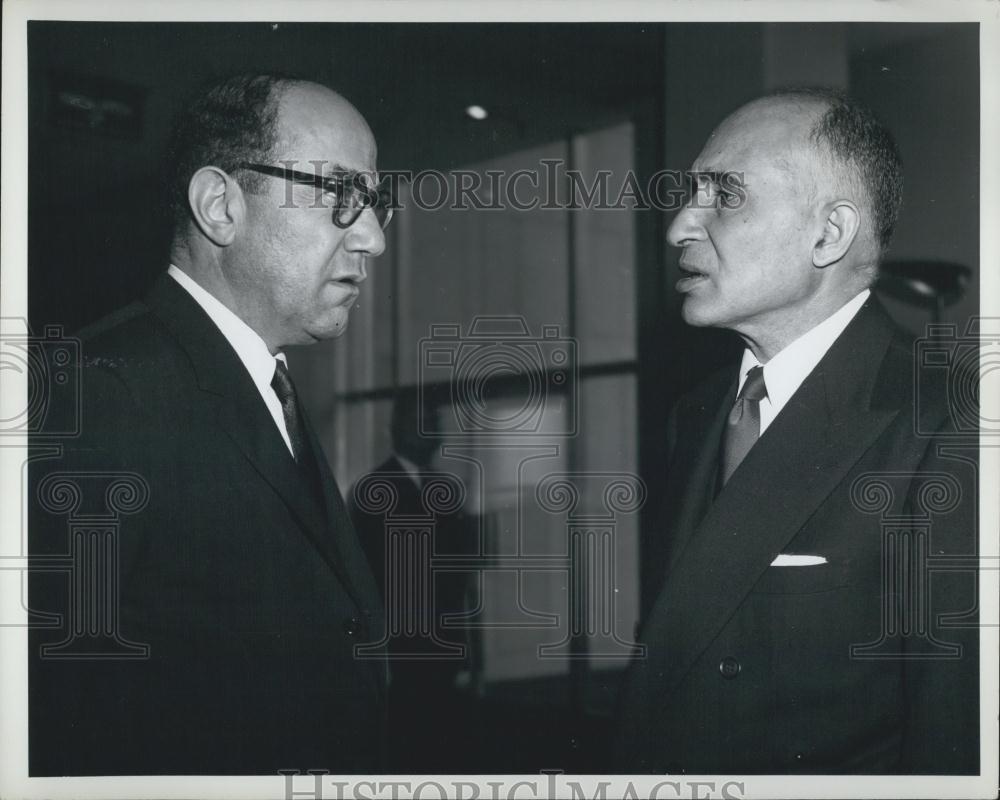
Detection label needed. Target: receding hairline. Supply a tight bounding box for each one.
[740,92,832,118]
[279,81,368,123]
[727,94,857,194]
[723,94,830,151]
[270,80,376,161]
[705,90,902,262]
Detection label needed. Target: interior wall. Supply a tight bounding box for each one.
[852,26,980,333]
[763,22,849,90]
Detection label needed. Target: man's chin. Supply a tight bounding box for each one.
[304,312,351,342]
[680,300,715,328]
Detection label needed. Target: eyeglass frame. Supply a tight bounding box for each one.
[237,162,394,230]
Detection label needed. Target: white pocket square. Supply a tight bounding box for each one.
[770,554,827,567]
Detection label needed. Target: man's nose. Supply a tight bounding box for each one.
[345,207,386,258]
[666,205,706,249]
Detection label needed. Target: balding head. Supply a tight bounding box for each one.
[667,88,902,360]
[273,82,377,171]
[164,74,386,351]
[742,89,904,259]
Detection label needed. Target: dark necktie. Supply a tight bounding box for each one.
[270,358,310,465]
[271,358,327,507]
[719,365,768,486]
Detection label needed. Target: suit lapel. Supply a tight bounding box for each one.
[144,275,349,590]
[302,411,384,621]
[301,413,389,695]
[643,298,903,695]
[661,372,735,582]
[213,397,334,565]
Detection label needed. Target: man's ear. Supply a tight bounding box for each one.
[813,201,861,268]
[187,167,244,247]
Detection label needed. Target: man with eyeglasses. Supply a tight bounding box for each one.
[29,74,393,775]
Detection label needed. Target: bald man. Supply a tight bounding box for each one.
[614,90,979,774]
[30,75,392,775]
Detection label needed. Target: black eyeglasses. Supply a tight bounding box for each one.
[238,162,394,230]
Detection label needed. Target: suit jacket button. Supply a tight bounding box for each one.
[719,656,741,679]
[343,617,363,637]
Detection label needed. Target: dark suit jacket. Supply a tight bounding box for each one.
[29,274,386,775]
[347,457,473,772]
[347,455,470,668]
[615,297,979,774]
[349,456,426,603]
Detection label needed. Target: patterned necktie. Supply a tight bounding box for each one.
[270,359,309,464]
[719,365,768,486]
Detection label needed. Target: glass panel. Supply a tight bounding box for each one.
[436,397,571,686]
[573,122,637,365]
[575,374,641,709]
[298,126,639,710]
[332,397,394,499]
[396,140,571,385]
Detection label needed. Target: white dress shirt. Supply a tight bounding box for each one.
[736,289,870,435]
[167,265,294,456]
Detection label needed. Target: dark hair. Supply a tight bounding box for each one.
[769,87,903,254]
[163,73,296,231]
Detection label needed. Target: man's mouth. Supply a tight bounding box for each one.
[329,277,362,300]
[676,265,709,292]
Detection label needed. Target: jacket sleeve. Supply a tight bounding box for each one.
[897,423,980,774]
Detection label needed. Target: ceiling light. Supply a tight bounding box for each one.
[465,105,488,121]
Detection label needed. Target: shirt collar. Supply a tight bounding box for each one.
[167,265,286,392]
[394,453,425,487]
[737,289,870,405]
